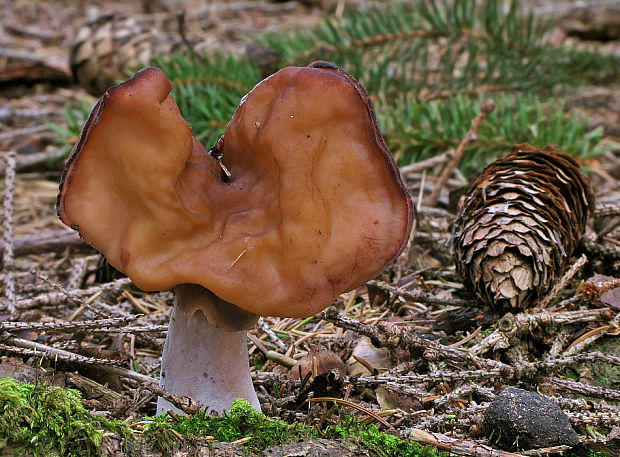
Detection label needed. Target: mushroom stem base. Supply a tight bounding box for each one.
[156,303,260,415]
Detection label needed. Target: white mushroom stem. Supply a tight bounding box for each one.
[156,302,260,415]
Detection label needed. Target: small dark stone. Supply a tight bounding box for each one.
[483,387,580,451]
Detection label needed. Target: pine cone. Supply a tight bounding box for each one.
[70,15,180,96]
[452,143,594,309]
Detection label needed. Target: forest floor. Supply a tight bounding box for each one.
[0,1,619,456]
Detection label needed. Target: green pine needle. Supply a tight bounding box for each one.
[381,93,605,175]
[151,53,262,146]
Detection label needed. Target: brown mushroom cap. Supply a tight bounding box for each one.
[58,62,413,318]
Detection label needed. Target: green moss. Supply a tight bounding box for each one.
[324,416,448,457]
[0,379,452,457]
[144,398,316,454]
[0,377,132,457]
[357,429,445,457]
[145,400,448,457]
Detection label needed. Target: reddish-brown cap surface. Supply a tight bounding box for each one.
[58,62,413,318]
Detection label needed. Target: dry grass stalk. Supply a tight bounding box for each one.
[307,397,392,429]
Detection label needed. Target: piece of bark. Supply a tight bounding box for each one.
[0,150,70,178]
[0,356,65,386]
[529,0,620,40]
[0,49,70,84]
[65,372,124,409]
[408,427,528,457]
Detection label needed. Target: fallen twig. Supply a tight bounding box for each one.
[468,308,614,356]
[417,206,455,218]
[0,149,68,178]
[520,446,571,456]
[0,315,140,332]
[407,427,527,457]
[0,335,125,366]
[26,271,164,350]
[399,152,449,175]
[31,268,110,318]
[16,277,132,309]
[566,410,620,427]
[323,306,620,405]
[67,256,88,290]
[433,383,495,408]
[0,333,203,415]
[356,369,505,387]
[539,254,588,308]
[426,99,496,207]
[247,332,296,368]
[322,306,515,374]
[593,202,620,218]
[545,376,620,401]
[416,405,486,431]
[257,316,288,352]
[0,125,51,142]
[65,372,125,409]
[90,324,168,334]
[531,351,620,370]
[0,229,88,263]
[366,279,475,307]
[580,237,620,264]
[2,151,17,315]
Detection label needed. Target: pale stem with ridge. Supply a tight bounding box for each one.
[157,299,260,415]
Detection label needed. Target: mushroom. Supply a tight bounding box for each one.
[57,61,413,414]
